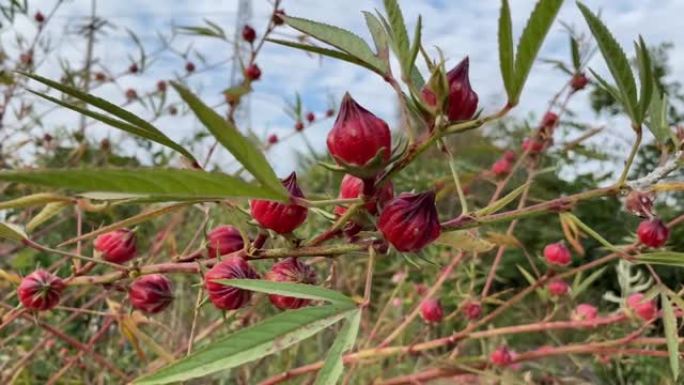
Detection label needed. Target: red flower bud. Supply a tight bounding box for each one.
[185,62,195,73]
[34,11,45,23]
[326,108,335,117]
[503,150,517,162]
[125,89,138,100]
[491,158,512,177]
[422,57,478,121]
[624,190,654,218]
[572,303,598,321]
[250,172,308,234]
[19,53,32,65]
[378,191,441,252]
[327,93,391,169]
[522,137,545,154]
[265,258,317,310]
[541,112,559,129]
[571,73,589,91]
[244,64,261,81]
[94,72,107,82]
[94,229,137,264]
[420,298,444,324]
[17,270,64,311]
[242,25,256,43]
[463,300,482,321]
[334,174,394,216]
[156,80,167,93]
[206,225,244,258]
[129,274,173,314]
[294,121,304,132]
[490,346,513,366]
[547,279,569,297]
[305,112,315,123]
[267,134,278,144]
[204,256,258,310]
[272,9,286,25]
[129,63,139,74]
[637,218,669,248]
[543,242,572,266]
[168,106,178,115]
[626,293,657,321]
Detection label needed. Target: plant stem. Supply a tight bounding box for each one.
[617,125,643,186]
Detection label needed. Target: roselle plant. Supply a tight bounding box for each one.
[2,0,684,384]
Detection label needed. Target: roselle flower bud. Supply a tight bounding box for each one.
[267,134,278,144]
[125,88,138,100]
[19,52,32,65]
[626,293,657,321]
[541,112,559,130]
[168,106,178,115]
[129,63,139,74]
[490,346,513,366]
[327,93,391,170]
[378,191,441,252]
[572,303,598,321]
[522,137,545,154]
[422,57,478,122]
[306,112,315,123]
[334,174,394,216]
[294,121,304,132]
[34,11,45,23]
[129,274,173,314]
[637,218,669,248]
[503,150,516,162]
[185,62,195,73]
[95,72,107,82]
[624,190,654,218]
[491,158,512,177]
[547,279,569,297]
[326,108,335,117]
[204,256,259,310]
[206,225,244,258]
[242,25,256,43]
[272,9,286,25]
[156,80,167,93]
[543,242,571,266]
[244,64,261,81]
[571,73,589,91]
[265,258,317,310]
[250,172,307,234]
[463,300,482,321]
[17,270,64,311]
[420,298,443,324]
[94,228,137,264]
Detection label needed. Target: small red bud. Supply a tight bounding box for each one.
[168,106,178,115]
[541,112,559,129]
[294,121,304,132]
[265,258,317,310]
[250,172,308,234]
[17,270,64,311]
[19,53,33,65]
[129,274,173,314]
[204,256,259,310]
[34,11,45,23]
[624,190,655,218]
[242,25,256,43]
[626,293,657,321]
[326,108,335,117]
[637,218,669,248]
[503,150,516,162]
[94,72,107,82]
[327,93,391,168]
[490,346,513,366]
[378,191,441,252]
[94,229,137,264]
[125,89,138,100]
[421,57,478,121]
[420,298,444,324]
[185,62,195,73]
[543,242,572,266]
[244,64,261,81]
[334,174,394,216]
[267,134,278,144]
[305,112,315,123]
[547,279,569,297]
[463,301,482,321]
[522,137,545,154]
[206,225,244,258]
[572,303,598,321]
[129,63,139,74]
[491,158,512,177]
[156,80,167,93]
[272,9,286,25]
[571,73,589,91]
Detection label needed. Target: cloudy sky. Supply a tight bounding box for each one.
[6,0,684,176]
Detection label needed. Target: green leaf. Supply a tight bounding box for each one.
[170,82,287,201]
[282,16,387,74]
[475,183,528,216]
[19,72,198,164]
[572,266,607,299]
[0,193,70,210]
[363,11,389,62]
[382,0,410,64]
[635,36,653,123]
[565,213,621,252]
[647,86,671,144]
[314,310,361,385]
[589,68,624,105]
[133,305,354,385]
[511,0,564,104]
[517,264,546,299]
[435,230,494,253]
[404,15,422,81]
[570,36,581,71]
[218,279,356,306]
[636,252,684,267]
[26,202,70,232]
[267,38,381,74]
[0,168,283,201]
[498,0,515,101]
[0,222,27,242]
[577,2,638,121]
[661,293,680,380]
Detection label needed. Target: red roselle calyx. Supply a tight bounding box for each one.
[334,174,394,216]
[265,258,317,310]
[420,298,444,324]
[244,64,261,81]
[571,73,589,91]
[326,93,391,172]
[463,300,482,320]
[250,172,307,234]
[272,9,285,25]
[490,346,513,366]
[242,24,256,43]
[572,303,598,321]
[491,157,512,177]
[626,293,657,321]
[267,134,278,144]
[34,11,45,23]
[547,279,569,297]
[637,218,669,248]
[421,57,478,122]
[541,112,559,130]
[522,137,545,154]
[94,228,137,264]
[204,256,259,310]
[129,274,173,314]
[378,191,441,252]
[185,62,195,73]
[306,112,315,123]
[206,225,244,258]
[17,270,64,311]
[129,63,139,74]
[543,242,572,266]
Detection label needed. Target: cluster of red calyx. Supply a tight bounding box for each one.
[250,172,308,234]
[421,57,479,122]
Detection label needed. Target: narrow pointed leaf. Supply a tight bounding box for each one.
[475,183,529,216]
[498,0,515,101]
[636,252,684,267]
[589,68,624,104]
[570,36,581,71]
[647,86,671,144]
[382,0,410,63]
[313,310,361,385]
[636,36,653,123]
[363,11,389,62]
[219,279,356,306]
[661,293,680,380]
[26,202,70,232]
[0,193,70,210]
[0,222,27,242]
[267,38,380,73]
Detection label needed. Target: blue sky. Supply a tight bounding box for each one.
[7,0,684,175]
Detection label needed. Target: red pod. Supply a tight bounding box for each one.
[94,228,137,264]
[326,108,335,117]
[572,303,598,321]
[522,137,545,154]
[624,190,654,218]
[626,293,657,321]
[129,63,139,74]
[125,89,138,100]
[637,218,669,248]
[422,57,478,122]
[571,73,589,91]
[462,300,482,321]
[156,80,167,93]
[250,172,308,234]
[294,121,304,132]
[334,174,394,216]
[206,225,244,258]
[547,279,569,297]
[541,112,559,129]
[420,298,444,324]
[267,134,278,144]
[185,62,196,73]
[543,242,572,266]
[265,258,317,310]
[326,93,391,169]
[244,64,261,81]
[491,158,512,177]
[242,25,256,43]
[490,346,513,366]
[129,274,173,314]
[305,112,315,123]
[204,256,259,310]
[272,9,286,25]
[503,150,517,162]
[378,191,441,252]
[17,270,64,311]
[34,11,45,23]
